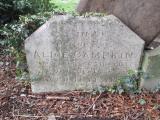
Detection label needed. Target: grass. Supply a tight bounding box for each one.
[50,0,79,13]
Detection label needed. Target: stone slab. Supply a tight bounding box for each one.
[141,47,160,91]
[25,15,144,93]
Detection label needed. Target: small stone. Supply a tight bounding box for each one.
[20,94,26,97]
[5,62,9,66]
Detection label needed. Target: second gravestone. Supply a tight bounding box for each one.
[25,15,144,93]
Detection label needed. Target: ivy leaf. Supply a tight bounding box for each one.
[138,99,146,105]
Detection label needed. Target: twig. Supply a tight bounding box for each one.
[133,112,144,120]
[84,93,102,116]
[28,95,42,99]
[13,114,47,118]
[46,96,71,101]
[28,95,72,101]
[0,80,6,84]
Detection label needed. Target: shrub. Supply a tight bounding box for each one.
[0,12,52,50]
[50,0,79,13]
[0,0,52,24]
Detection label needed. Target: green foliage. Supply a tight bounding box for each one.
[82,12,107,17]
[0,12,51,50]
[138,98,146,105]
[14,51,27,76]
[0,12,52,80]
[0,0,78,50]
[116,70,139,94]
[93,70,140,94]
[0,0,78,51]
[0,0,78,16]
[13,0,32,13]
[0,0,79,80]
[0,0,12,11]
[0,0,52,20]
[0,0,32,15]
[31,0,53,12]
[0,22,28,49]
[50,0,78,13]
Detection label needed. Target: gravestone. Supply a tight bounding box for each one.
[141,47,160,91]
[25,15,144,93]
[77,0,160,45]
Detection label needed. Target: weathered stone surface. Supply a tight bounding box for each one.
[25,15,144,93]
[76,0,160,45]
[141,47,160,91]
[148,34,160,49]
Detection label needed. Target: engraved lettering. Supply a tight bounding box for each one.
[34,50,40,58]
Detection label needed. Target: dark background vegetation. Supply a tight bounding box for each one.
[0,0,78,76]
[0,0,78,50]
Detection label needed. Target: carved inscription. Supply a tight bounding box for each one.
[34,50,134,59]
[33,28,138,85]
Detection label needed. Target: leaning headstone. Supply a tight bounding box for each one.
[25,15,144,93]
[77,0,160,45]
[140,47,160,91]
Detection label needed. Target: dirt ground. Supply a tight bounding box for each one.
[0,48,160,120]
